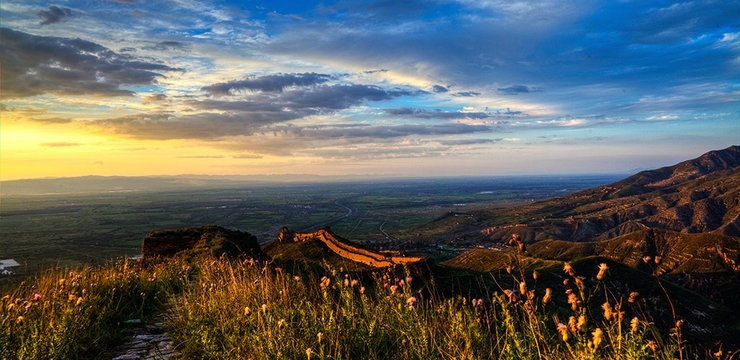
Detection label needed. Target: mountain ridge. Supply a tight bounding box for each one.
[463,145,740,243]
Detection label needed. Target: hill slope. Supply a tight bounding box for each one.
[416,145,740,245]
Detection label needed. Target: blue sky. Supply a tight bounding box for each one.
[1,0,738,180]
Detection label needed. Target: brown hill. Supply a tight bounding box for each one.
[465,145,740,243]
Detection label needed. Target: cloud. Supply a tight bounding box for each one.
[141,41,191,52]
[194,78,422,126]
[0,28,181,98]
[432,85,448,93]
[646,115,679,121]
[280,123,492,140]
[437,138,499,146]
[37,6,73,25]
[40,142,81,147]
[176,155,225,159]
[385,107,490,119]
[453,91,480,97]
[497,85,540,95]
[143,94,167,104]
[202,73,333,95]
[87,113,266,140]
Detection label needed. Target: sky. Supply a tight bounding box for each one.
[1,0,738,181]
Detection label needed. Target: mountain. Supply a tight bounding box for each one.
[417,145,740,245]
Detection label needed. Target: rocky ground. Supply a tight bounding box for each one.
[110,311,180,360]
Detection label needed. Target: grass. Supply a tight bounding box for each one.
[2,250,734,359]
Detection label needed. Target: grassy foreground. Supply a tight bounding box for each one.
[0,255,732,359]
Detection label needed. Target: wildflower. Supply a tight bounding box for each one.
[16,316,24,324]
[568,316,577,334]
[351,279,359,287]
[406,276,413,284]
[602,302,613,321]
[317,332,323,343]
[596,263,608,280]
[542,288,552,305]
[628,291,639,303]
[503,289,517,303]
[519,281,527,295]
[76,297,83,306]
[24,302,32,311]
[591,328,603,349]
[68,294,77,302]
[556,322,569,342]
[244,306,251,316]
[390,285,398,294]
[33,293,42,301]
[277,319,286,328]
[567,291,579,311]
[532,270,539,281]
[306,348,312,360]
[406,296,417,307]
[359,286,366,294]
[58,279,66,287]
[563,262,575,276]
[472,298,483,307]
[320,276,331,289]
[577,315,587,332]
[294,276,302,282]
[261,304,268,312]
[630,317,639,333]
[647,340,659,352]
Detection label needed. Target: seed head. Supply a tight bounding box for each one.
[602,302,613,321]
[596,263,608,281]
[542,288,552,305]
[591,328,603,349]
[628,291,639,303]
[563,262,575,276]
[577,315,587,332]
[556,322,569,342]
[630,317,640,333]
[568,316,577,334]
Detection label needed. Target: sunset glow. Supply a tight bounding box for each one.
[1,1,738,180]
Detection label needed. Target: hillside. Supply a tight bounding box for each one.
[411,146,740,246]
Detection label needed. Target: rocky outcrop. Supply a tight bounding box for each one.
[142,225,264,260]
[279,227,425,268]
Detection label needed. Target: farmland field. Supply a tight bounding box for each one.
[0,175,621,275]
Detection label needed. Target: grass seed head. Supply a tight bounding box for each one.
[596,263,608,280]
[591,328,603,349]
[542,288,552,305]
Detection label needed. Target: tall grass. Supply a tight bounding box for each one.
[0,258,191,359]
[167,256,703,359]
[0,254,730,359]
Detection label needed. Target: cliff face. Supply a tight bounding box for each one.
[279,227,424,268]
